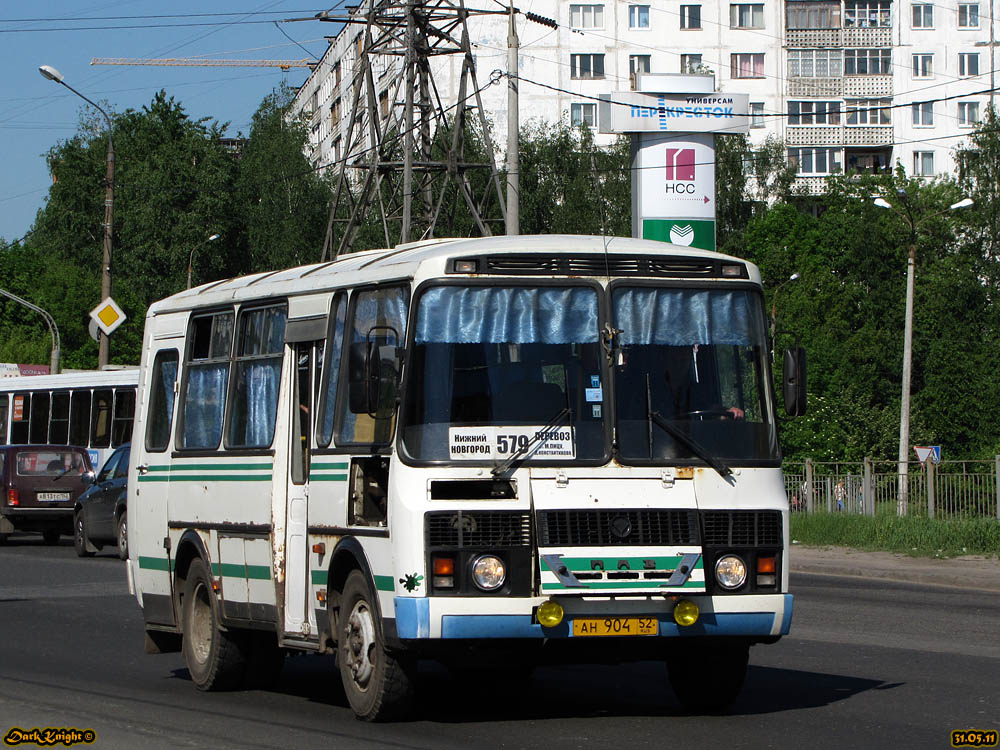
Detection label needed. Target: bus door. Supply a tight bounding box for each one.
[284,339,317,637]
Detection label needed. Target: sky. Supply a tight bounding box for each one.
[0,1,338,244]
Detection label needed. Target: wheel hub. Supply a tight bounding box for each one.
[344,601,376,688]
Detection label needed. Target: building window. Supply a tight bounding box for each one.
[629,4,650,28]
[788,49,843,78]
[681,54,703,73]
[911,3,933,27]
[788,147,842,175]
[750,101,765,128]
[630,55,652,75]
[844,48,891,75]
[333,136,342,163]
[570,3,605,28]
[571,102,597,127]
[379,90,390,118]
[331,98,342,127]
[958,101,981,126]
[844,0,891,27]
[788,101,841,125]
[786,2,841,29]
[913,151,934,175]
[912,101,934,126]
[571,53,605,79]
[958,3,979,27]
[959,52,980,76]
[334,60,342,87]
[846,98,891,124]
[680,5,702,28]
[731,53,765,78]
[912,54,933,78]
[731,3,764,28]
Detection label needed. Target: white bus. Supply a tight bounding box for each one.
[127,235,805,720]
[0,369,139,468]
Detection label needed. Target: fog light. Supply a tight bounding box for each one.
[471,554,506,591]
[537,600,564,627]
[715,554,747,590]
[673,599,700,626]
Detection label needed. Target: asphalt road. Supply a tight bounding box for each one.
[0,536,997,750]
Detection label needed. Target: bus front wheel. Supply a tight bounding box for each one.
[181,558,246,691]
[337,570,413,721]
[666,639,749,712]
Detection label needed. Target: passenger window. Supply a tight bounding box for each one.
[317,294,347,447]
[226,304,286,449]
[91,390,113,448]
[10,394,29,444]
[335,286,409,446]
[29,392,50,443]
[114,447,130,479]
[112,389,135,447]
[98,451,121,482]
[69,391,91,446]
[180,311,234,450]
[49,393,70,444]
[349,457,389,526]
[145,351,179,452]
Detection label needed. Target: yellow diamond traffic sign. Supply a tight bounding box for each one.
[89,297,126,336]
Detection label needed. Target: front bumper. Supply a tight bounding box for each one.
[394,592,793,640]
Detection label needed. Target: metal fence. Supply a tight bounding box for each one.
[782,458,1000,520]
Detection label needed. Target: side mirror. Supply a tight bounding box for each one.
[85,471,97,485]
[783,347,807,417]
[347,326,402,416]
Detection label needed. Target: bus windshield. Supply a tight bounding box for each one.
[611,286,779,463]
[401,285,606,462]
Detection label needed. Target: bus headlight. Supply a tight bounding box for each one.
[715,555,748,590]
[471,554,506,591]
[715,555,747,591]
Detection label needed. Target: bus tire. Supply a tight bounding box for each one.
[337,569,413,721]
[181,558,247,691]
[74,511,95,557]
[666,639,749,713]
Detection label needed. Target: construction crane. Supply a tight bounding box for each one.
[90,58,316,71]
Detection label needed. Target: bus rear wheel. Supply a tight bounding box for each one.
[181,558,247,691]
[667,639,749,712]
[337,570,413,721]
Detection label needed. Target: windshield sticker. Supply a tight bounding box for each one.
[590,375,600,388]
[592,404,602,418]
[449,426,576,460]
[585,387,603,403]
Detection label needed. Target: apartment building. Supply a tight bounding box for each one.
[290,0,996,187]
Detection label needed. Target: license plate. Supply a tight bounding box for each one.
[37,492,70,502]
[572,617,658,637]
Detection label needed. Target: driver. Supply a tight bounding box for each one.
[664,344,744,420]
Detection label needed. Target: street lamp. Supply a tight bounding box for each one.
[187,234,221,289]
[39,64,115,369]
[0,288,61,374]
[874,192,973,515]
[770,272,800,339]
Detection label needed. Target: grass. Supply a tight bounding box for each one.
[789,512,1000,559]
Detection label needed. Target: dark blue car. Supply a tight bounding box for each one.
[74,443,129,559]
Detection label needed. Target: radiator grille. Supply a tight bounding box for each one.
[537,509,699,547]
[701,511,782,547]
[426,511,531,548]
[478,254,728,278]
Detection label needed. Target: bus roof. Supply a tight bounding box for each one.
[149,235,760,316]
[0,368,139,391]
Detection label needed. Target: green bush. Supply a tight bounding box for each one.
[790,512,1000,558]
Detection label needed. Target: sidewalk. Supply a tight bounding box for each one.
[789,543,1000,592]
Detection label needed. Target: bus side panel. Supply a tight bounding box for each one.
[131,313,187,626]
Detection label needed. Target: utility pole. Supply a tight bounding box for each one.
[506,0,519,236]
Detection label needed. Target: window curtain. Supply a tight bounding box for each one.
[183,364,228,449]
[613,289,762,346]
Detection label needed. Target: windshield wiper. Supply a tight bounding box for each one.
[648,409,733,481]
[491,407,572,478]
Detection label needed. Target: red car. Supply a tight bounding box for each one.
[0,445,94,544]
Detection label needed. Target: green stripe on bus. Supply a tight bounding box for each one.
[374,575,395,592]
[542,580,705,591]
[310,473,348,482]
[145,463,271,472]
[211,562,271,580]
[138,556,171,571]
[311,462,348,470]
[311,570,326,586]
[558,557,704,573]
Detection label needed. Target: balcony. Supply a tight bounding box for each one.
[786,26,892,48]
[787,77,843,97]
[843,76,892,98]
